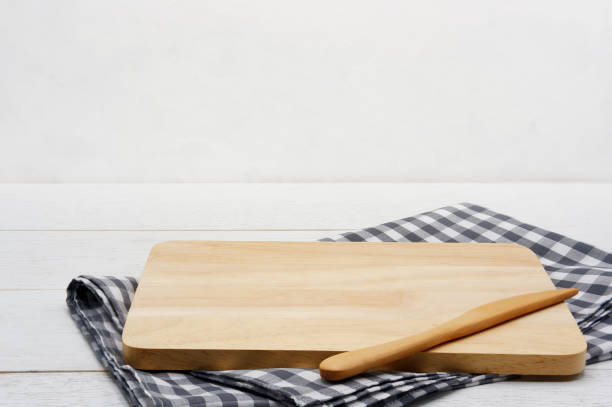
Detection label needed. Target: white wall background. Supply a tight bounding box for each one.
[1,0,611,182]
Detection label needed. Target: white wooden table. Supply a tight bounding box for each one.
[1,183,611,406]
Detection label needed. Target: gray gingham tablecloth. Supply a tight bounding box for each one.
[67,203,612,407]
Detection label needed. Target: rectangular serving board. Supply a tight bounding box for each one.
[122,241,586,375]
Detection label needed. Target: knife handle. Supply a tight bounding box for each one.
[319,288,578,381]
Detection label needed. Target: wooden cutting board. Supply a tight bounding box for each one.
[122,241,586,375]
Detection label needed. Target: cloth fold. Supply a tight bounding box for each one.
[67,203,612,407]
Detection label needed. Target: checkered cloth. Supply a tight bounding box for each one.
[67,203,612,406]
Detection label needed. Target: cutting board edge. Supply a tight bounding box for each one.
[122,340,587,375]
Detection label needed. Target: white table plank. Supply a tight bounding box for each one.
[1,366,611,407]
[0,230,338,289]
[1,183,611,251]
[0,290,104,371]
[0,372,125,407]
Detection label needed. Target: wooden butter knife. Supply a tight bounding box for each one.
[319,288,579,381]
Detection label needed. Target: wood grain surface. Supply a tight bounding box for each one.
[122,241,585,374]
